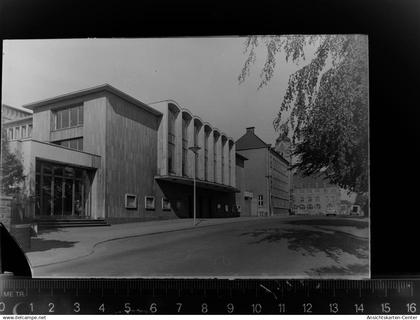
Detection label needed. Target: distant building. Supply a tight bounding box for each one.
[236,127,290,216]
[3,116,33,141]
[235,153,253,216]
[1,104,32,122]
[292,173,342,215]
[2,104,33,141]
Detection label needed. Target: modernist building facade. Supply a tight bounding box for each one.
[150,100,238,219]
[236,127,290,216]
[2,84,239,223]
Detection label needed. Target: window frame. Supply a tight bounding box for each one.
[54,105,84,131]
[258,194,264,207]
[15,127,20,139]
[145,196,156,210]
[162,198,171,211]
[125,194,138,209]
[7,128,13,140]
[53,138,83,151]
[21,125,27,138]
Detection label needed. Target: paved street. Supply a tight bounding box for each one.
[31,216,369,278]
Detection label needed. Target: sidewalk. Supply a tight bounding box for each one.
[26,216,263,268]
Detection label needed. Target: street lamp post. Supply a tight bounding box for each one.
[188,145,201,226]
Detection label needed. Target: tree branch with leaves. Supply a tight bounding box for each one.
[239,35,368,194]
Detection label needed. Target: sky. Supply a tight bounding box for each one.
[2,37,305,144]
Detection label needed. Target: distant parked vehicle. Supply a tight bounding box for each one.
[349,205,363,216]
[325,208,337,216]
[325,203,337,216]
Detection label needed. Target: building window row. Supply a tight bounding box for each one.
[7,124,33,140]
[126,196,172,211]
[53,137,83,151]
[296,203,322,210]
[54,105,83,130]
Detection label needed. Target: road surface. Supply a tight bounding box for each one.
[33,216,369,278]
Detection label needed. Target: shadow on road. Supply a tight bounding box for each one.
[286,218,368,229]
[26,238,78,253]
[241,227,369,263]
[309,263,369,275]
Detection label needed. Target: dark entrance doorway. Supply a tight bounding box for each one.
[35,160,93,218]
[188,194,206,218]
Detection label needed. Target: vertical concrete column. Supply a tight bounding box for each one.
[175,113,183,176]
[216,138,222,183]
[223,139,229,185]
[197,126,205,180]
[157,109,168,176]
[230,142,236,187]
[214,135,221,183]
[31,110,52,142]
[207,132,214,182]
[187,120,195,178]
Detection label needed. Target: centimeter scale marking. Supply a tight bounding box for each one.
[0,278,418,315]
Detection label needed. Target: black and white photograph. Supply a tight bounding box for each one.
[0,36,369,278]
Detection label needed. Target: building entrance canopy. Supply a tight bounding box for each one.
[155,175,240,193]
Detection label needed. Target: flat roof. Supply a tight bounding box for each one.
[23,84,162,117]
[2,103,33,114]
[2,115,33,126]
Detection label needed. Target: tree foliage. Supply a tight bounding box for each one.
[239,35,368,193]
[0,129,25,195]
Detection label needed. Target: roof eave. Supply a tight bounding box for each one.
[22,84,162,117]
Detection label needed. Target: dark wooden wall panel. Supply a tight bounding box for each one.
[105,93,160,219]
[83,97,107,219]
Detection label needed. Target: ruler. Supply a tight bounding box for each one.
[0,278,419,314]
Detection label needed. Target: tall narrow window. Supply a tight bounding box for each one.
[258,195,264,207]
[70,107,78,126]
[78,105,83,124]
[15,127,20,139]
[61,109,70,128]
[7,128,13,140]
[21,125,27,138]
[28,124,32,136]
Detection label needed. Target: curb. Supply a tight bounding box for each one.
[31,217,262,269]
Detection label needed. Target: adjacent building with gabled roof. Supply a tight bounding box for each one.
[236,127,290,216]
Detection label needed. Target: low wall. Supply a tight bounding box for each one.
[10,224,31,251]
[1,195,31,251]
[0,196,12,230]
